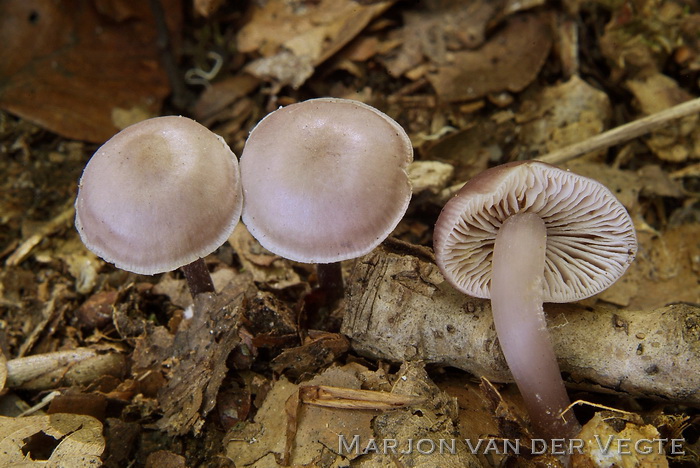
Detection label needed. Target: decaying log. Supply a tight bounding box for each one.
[341,246,700,405]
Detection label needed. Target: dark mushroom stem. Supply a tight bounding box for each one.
[180,258,216,297]
[491,212,581,440]
[316,262,344,305]
[147,0,189,110]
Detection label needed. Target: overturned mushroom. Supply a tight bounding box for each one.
[240,98,413,300]
[75,116,243,296]
[434,160,637,439]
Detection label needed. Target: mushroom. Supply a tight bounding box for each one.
[75,115,243,296]
[240,98,413,300]
[433,160,637,439]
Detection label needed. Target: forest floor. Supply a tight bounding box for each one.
[0,0,699,467]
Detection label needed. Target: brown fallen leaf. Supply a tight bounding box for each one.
[244,291,297,338]
[480,377,531,441]
[571,413,671,467]
[382,0,497,78]
[627,73,700,162]
[0,0,182,142]
[360,362,482,467]
[226,363,457,467]
[191,73,260,123]
[438,374,511,467]
[427,12,552,102]
[228,224,305,290]
[47,392,108,422]
[0,413,104,466]
[624,223,700,311]
[102,418,140,467]
[239,0,394,88]
[226,365,377,466]
[145,450,187,468]
[599,0,685,76]
[517,76,611,159]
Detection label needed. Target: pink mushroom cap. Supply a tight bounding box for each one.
[434,160,637,302]
[75,116,243,275]
[240,98,413,263]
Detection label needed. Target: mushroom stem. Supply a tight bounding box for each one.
[491,213,580,440]
[316,262,344,305]
[180,258,215,297]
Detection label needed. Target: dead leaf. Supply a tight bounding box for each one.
[145,450,187,468]
[599,0,686,76]
[439,375,512,467]
[361,362,482,467]
[427,13,552,102]
[571,412,669,467]
[102,418,140,467]
[407,160,455,196]
[225,377,296,466]
[239,0,393,88]
[637,164,684,198]
[517,76,612,158]
[226,364,386,466]
[624,223,700,310]
[0,0,182,142]
[192,73,260,122]
[47,393,108,422]
[0,413,104,466]
[382,1,497,78]
[229,224,304,290]
[244,291,297,338]
[425,118,507,184]
[627,73,700,162]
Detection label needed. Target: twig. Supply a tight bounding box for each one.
[5,202,75,267]
[536,97,700,165]
[147,0,189,110]
[17,391,61,417]
[5,348,125,390]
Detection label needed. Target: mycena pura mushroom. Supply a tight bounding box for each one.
[434,160,637,439]
[239,98,413,301]
[75,116,243,297]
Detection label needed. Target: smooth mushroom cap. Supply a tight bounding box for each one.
[75,115,243,275]
[434,160,637,302]
[240,98,413,263]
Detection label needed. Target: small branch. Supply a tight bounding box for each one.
[537,97,700,165]
[5,202,75,267]
[6,348,125,390]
